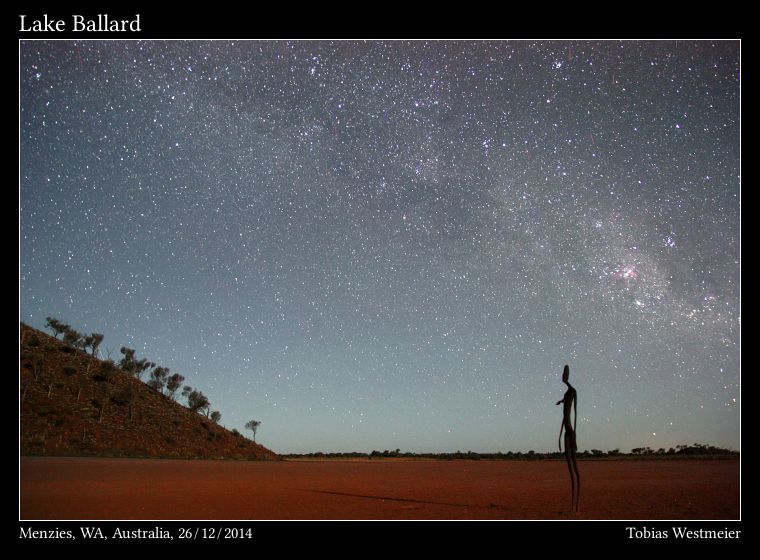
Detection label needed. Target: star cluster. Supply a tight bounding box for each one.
[20,40,740,453]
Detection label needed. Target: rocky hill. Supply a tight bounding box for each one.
[20,323,278,460]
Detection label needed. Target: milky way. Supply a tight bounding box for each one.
[20,40,740,453]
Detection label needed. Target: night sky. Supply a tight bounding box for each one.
[20,40,740,454]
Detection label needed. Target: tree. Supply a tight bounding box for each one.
[138,359,154,379]
[245,420,261,442]
[119,347,154,380]
[210,411,221,424]
[166,373,185,400]
[119,347,137,374]
[148,366,170,394]
[89,333,104,357]
[63,327,83,348]
[45,317,68,339]
[185,387,209,413]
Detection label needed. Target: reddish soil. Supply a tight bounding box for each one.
[20,457,739,520]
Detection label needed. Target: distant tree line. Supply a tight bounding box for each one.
[628,443,736,456]
[283,443,738,461]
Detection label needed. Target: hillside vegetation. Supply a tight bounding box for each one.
[20,323,277,460]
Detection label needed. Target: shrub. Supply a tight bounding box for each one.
[111,385,136,406]
[94,360,118,382]
[63,365,77,376]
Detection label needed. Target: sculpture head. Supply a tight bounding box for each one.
[562,365,570,384]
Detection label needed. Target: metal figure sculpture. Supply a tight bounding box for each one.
[556,364,580,512]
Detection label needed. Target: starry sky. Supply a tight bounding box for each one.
[20,40,740,454]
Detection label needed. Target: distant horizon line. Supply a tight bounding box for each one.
[277,444,739,457]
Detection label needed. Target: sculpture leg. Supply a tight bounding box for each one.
[568,433,580,512]
[564,433,575,512]
[571,452,580,512]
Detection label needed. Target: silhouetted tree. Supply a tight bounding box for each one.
[119,347,154,380]
[210,411,221,424]
[136,359,155,379]
[245,420,261,442]
[166,373,185,400]
[134,358,156,379]
[63,327,83,348]
[119,347,136,373]
[185,388,209,413]
[148,366,170,394]
[89,333,104,357]
[45,317,68,339]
